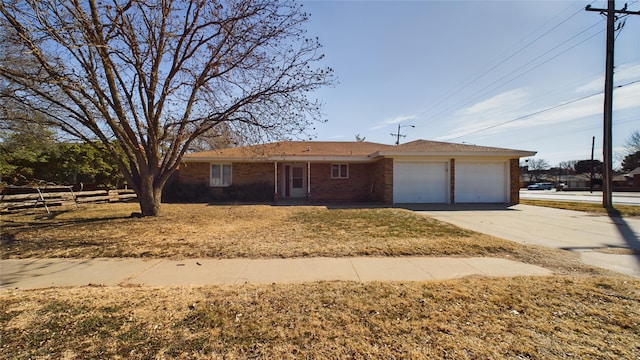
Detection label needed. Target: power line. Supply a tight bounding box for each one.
[427,26,604,126]
[445,79,640,141]
[414,2,592,125]
[498,115,638,149]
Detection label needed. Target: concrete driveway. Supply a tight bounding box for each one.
[416,204,640,278]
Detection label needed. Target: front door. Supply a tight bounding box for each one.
[285,164,306,198]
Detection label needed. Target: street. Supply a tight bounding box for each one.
[520,189,640,206]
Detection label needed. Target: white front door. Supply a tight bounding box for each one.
[285,164,306,198]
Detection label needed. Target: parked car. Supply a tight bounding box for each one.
[527,182,554,190]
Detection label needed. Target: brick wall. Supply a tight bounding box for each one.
[450,159,455,204]
[369,158,393,204]
[510,158,520,205]
[178,158,523,205]
[178,162,274,187]
[308,162,377,202]
[177,162,209,185]
[232,162,274,187]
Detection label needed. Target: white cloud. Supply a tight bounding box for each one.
[435,80,639,142]
[369,114,417,130]
[458,88,530,116]
[575,61,640,94]
[523,81,639,128]
[434,88,532,141]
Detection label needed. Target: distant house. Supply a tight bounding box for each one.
[175,140,535,205]
[559,174,594,189]
[614,167,640,188]
[631,167,640,188]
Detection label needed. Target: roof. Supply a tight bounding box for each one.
[374,140,536,157]
[183,141,394,162]
[182,140,536,162]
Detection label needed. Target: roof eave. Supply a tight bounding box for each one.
[373,151,537,158]
[181,155,375,163]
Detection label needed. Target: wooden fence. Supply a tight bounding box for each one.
[0,187,137,213]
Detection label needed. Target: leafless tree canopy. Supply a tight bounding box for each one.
[0,0,333,215]
[625,130,640,154]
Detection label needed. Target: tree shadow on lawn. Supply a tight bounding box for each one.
[0,258,96,289]
[1,211,131,249]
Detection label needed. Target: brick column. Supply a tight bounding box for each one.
[273,161,279,202]
[450,158,455,204]
[385,158,394,204]
[510,159,520,205]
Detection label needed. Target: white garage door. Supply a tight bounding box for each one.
[393,161,448,203]
[455,162,507,203]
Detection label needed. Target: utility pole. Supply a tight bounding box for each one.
[391,124,415,145]
[590,136,595,193]
[586,1,640,209]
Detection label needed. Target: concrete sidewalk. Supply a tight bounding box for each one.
[0,257,553,290]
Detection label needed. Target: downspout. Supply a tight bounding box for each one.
[450,159,455,204]
[274,161,278,201]
[307,162,311,201]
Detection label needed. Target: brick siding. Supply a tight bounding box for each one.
[232,163,275,186]
[510,158,520,205]
[176,158,524,204]
[450,159,455,204]
[177,162,209,185]
[370,158,393,204]
[308,162,377,202]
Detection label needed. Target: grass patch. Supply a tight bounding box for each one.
[2,277,639,359]
[1,203,600,274]
[521,199,640,217]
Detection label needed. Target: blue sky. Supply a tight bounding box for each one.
[300,0,640,168]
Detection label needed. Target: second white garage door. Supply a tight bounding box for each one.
[455,162,507,203]
[393,161,448,203]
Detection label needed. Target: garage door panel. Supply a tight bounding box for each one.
[393,162,448,203]
[455,162,506,203]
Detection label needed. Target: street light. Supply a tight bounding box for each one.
[392,124,415,145]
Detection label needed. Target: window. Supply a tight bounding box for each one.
[292,166,304,188]
[331,164,348,179]
[210,164,232,187]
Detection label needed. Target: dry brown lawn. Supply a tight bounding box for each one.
[1,203,594,274]
[2,277,639,359]
[3,203,638,358]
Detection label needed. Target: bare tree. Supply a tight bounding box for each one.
[0,0,333,216]
[624,130,640,154]
[186,123,235,152]
[620,130,640,171]
[522,158,550,183]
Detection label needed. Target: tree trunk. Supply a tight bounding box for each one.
[137,176,163,217]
